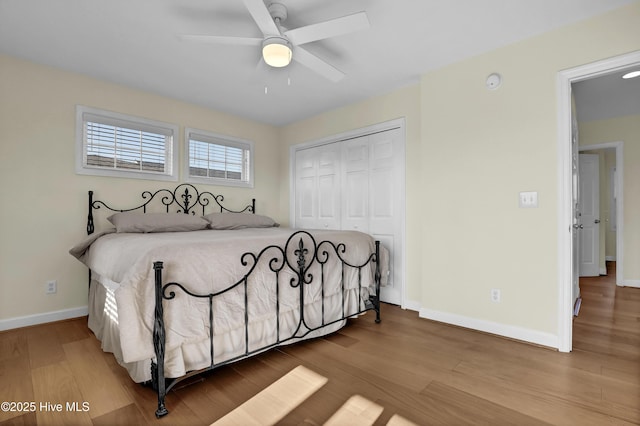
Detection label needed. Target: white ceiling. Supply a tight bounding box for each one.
[0,0,636,126]
[573,67,640,123]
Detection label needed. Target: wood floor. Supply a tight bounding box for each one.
[1,262,638,425]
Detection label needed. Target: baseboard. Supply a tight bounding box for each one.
[0,306,88,331]
[418,308,559,349]
[401,299,422,312]
[605,256,616,261]
[623,279,640,288]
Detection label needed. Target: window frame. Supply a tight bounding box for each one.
[75,105,179,181]
[184,127,254,188]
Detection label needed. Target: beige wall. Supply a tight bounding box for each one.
[419,2,640,336]
[579,114,640,282]
[0,54,280,322]
[2,1,640,344]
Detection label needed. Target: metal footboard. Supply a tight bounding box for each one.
[150,230,381,418]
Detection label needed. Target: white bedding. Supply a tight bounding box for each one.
[72,227,384,382]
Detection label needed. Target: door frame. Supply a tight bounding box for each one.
[578,143,624,284]
[288,118,407,308]
[557,50,639,352]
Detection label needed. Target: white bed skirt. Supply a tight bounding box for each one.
[88,276,362,383]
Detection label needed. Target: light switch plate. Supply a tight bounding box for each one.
[519,191,538,208]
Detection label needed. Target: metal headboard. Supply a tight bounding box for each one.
[87,183,256,235]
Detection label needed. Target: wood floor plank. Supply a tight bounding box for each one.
[0,329,28,362]
[0,378,34,424]
[52,318,91,344]
[90,403,148,426]
[4,261,638,425]
[420,381,549,425]
[437,369,635,426]
[323,394,384,426]
[61,337,133,418]
[25,323,66,370]
[0,411,37,426]
[0,331,34,424]
[212,365,327,426]
[31,361,92,426]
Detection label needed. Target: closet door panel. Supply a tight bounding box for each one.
[293,125,404,305]
[370,129,403,301]
[294,143,341,230]
[295,148,318,229]
[317,144,341,229]
[343,137,370,232]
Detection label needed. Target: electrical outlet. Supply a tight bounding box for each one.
[490,288,501,303]
[46,280,57,294]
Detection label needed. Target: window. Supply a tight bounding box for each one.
[185,128,254,188]
[76,106,178,181]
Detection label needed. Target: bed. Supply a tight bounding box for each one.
[69,183,385,418]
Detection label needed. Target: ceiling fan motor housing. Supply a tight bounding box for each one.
[268,3,288,24]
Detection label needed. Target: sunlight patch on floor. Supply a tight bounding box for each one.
[323,394,384,425]
[211,365,418,426]
[323,395,418,426]
[211,365,327,426]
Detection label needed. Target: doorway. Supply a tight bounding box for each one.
[577,144,622,283]
[557,50,640,352]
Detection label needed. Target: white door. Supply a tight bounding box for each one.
[571,115,580,307]
[342,136,370,233]
[340,129,404,305]
[294,143,341,230]
[578,153,600,277]
[293,125,405,306]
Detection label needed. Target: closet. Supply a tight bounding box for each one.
[292,124,404,305]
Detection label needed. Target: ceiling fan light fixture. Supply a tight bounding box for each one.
[262,37,292,68]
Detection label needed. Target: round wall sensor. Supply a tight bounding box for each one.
[486,73,502,90]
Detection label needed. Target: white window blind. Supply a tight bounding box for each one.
[76,106,178,181]
[185,128,254,188]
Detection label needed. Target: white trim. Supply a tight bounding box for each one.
[288,118,407,308]
[75,105,179,182]
[557,49,640,353]
[182,127,255,188]
[605,256,616,261]
[578,141,624,286]
[402,299,422,312]
[419,308,558,349]
[623,280,640,288]
[0,306,88,332]
[599,267,607,276]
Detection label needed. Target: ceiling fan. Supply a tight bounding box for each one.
[180,0,370,82]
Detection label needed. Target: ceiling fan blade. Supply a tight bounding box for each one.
[179,35,262,46]
[293,46,345,82]
[242,0,280,36]
[284,12,369,46]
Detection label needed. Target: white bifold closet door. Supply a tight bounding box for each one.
[293,127,404,305]
[294,142,342,230]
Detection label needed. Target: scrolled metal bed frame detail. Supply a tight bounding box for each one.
[85,184,381,419]
[87,183,255,234]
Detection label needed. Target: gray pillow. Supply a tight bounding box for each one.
[107,212,209,233]
[204,212,279,230]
